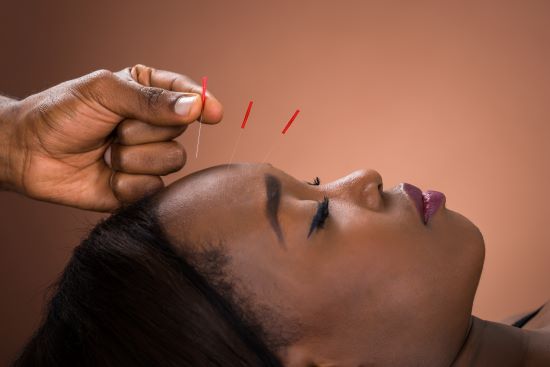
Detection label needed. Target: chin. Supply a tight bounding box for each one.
[431,209,484,273]
[447,209,486,285]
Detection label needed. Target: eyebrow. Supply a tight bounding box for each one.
[264,174,285,245]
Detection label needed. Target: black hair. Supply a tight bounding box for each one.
[13,196,285,367]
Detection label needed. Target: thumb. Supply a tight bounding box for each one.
[85,70,203,126]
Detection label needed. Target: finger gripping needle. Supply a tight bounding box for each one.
[195,76,208,159]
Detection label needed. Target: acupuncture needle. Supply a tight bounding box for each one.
[261,109,300,164]
[228,100,254,166]
[195,76,208,159]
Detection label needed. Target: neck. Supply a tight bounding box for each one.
[451,316,550,367]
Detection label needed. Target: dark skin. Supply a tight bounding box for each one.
[156,163,550,366]
[0,64,223,211]
[1,67,549,365]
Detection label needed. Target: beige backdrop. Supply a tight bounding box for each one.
[2,0,550,364]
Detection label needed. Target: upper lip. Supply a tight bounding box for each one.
[401,183,425,224]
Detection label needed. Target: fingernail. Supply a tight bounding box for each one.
[174,95,198,116]
[104,146,112,168]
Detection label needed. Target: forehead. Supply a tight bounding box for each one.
[154,163,294,246]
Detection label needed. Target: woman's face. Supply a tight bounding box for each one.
[156,163,485,366]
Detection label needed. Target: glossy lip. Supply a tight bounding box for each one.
[402,183,446,224]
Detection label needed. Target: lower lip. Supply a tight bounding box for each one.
[422,191,446,224]
[402,183,446,224]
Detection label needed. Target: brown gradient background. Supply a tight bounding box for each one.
[1,0,550,364]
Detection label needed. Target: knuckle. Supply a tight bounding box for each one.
[35,92,56,120]
[131,64,154,86]
[111,172,164,203]
[167,142,186,169]
[139,86,165,110]
[131,64,152,75]
[87,69,115,86]
[114,67,133,81]
[115,120,136,144]
[110,171,126,193]
[74,69,115,101]
[132,63,147,71]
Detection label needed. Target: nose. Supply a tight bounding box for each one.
[330,169,384,211]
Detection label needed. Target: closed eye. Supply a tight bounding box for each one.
[307,196,330,238]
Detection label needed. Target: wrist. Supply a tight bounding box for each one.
[0,97,25,192]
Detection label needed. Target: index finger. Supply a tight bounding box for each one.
[118,65,223,125]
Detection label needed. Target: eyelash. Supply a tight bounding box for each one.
[307,176,321,186]
[307,196,330,238]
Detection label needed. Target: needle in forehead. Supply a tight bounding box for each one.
[241,100,253,129]
[261,109,301,164]
[228,100,254,167]
[281,109,300,134]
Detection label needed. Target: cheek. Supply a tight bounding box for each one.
[323,208,424,285]
[223,237,313,316]
[316,206,485,313]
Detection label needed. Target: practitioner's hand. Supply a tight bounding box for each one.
[0,65,223,211]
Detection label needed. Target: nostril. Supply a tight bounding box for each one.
[378,183,383,193]
[363,181,384,211]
